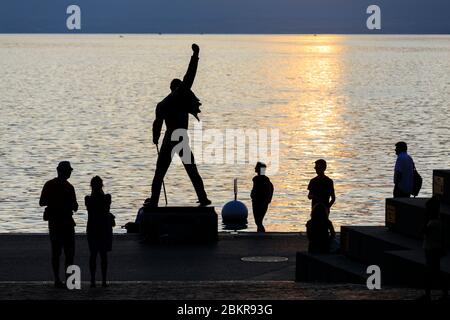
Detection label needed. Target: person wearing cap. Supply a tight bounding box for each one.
[393,141,414,198]
[307,159,335,213]
[39,161,78,288]
[251,162,274,232]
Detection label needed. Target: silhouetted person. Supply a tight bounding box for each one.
[148,43,211,207]
[394,141,414,198]
[307,159,335,213]
[306,203,336,254]
[421,196,448,301]
[251,162,274,232]
[85,176,114,288]
[39,161,78,288]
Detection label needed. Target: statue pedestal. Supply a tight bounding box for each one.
[140,206,218,244]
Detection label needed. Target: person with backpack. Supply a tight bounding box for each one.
[393,141,419,198]
[251,162,274,232]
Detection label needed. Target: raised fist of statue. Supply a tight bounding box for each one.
[192,43,200,54]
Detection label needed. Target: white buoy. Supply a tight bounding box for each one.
[222,178,248,224]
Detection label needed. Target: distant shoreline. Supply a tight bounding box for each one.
[1,33,450,36]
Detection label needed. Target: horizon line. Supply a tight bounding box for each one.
[1,32,450,36]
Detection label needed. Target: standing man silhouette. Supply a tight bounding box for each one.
[393,141,414,198]
[308,159,336,212]
[39,161,78,288]
[251,162,274,232]
[148,44,211,207]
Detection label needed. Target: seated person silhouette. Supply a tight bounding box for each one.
[147,43,211,207]
[306,203,336,254]
[85,176,114,288]
[251,162,274,232]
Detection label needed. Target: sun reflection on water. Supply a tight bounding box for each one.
[0,35,449,232]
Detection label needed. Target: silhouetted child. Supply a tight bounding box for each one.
[85,176,114,288]
[308,159,335,213]
[421,196,448,300]
[306,203,336,254]
[251,162,274,232]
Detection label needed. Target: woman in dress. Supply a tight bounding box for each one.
[85,176,114,287]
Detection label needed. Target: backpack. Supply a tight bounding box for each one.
[412,164,422,197]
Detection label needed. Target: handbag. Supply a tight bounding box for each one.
[43,207,55,221]
[108,212,116,228]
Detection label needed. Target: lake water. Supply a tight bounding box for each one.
[0,34,449,233]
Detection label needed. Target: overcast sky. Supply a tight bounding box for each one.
[1,0,450,33]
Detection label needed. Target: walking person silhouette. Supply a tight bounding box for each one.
[147,44,211,207]
[85,176,114,288]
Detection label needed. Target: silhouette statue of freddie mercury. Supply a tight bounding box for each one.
[147,44,211,207]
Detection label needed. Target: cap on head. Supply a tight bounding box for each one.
[255,161,267,175]
[395,141,407,153]
[57,161,73,172]
[314,159,327,170]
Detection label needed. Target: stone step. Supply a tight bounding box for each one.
[297,245,450,288]
[383,249,450,288]
[433,170,450,205]
[339,226,449,288]
[295,252,367,284]
[385,198,450,246]
[341,226,421,265]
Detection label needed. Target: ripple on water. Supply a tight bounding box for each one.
[0,34,449,232]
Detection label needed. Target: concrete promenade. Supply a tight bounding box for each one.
[0,233,422,300]
[0,233,304,281]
